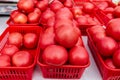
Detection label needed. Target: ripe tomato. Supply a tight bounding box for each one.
[104,58,116,69]
[82,2,95,13]
[17,0,35,13]
[55,26,79,48]
[2,44,19,57]
[106,18,120,41]
[69,46,89,65]
[0,54,11,67]
[12,12,28,24]
[40,27,56,50]
[8,32,23,48]
[42,45,68,66]
[23,33,38,49]
[113,6,120,18]
[12,51,33,67]
[49,0,64,12]
[64,0,73,8]
[113,49,120,68]
[96,37,118,57]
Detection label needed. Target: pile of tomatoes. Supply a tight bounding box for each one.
[88,18,120,69]
[0,32,38,67]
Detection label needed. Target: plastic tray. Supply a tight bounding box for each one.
[7,18,39,26]
[37,39,90,79]
[87,29,120,80]
[0,26,42,80]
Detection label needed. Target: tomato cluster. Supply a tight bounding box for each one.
[88,18,120,69]
[0,32,38,67]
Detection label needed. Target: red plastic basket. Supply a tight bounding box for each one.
[92,1,116,26]
[37,40,90,79]
[0,26,42,80]
[87,29,120,80]
[6,18,39,26]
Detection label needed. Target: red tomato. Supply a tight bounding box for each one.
[36,0,48,12]
[97,1,108,10]
[12,51,33,67]
[96,37,118,57]
[83,2,95,13]
[0,55,11,67]
[12,12,28,24]
[23,33,38,49]
[33,8,41,15]
[75,37,83,46]
[104,7,114,14]
[56,7,73,20]
[10,10,19,19]
[106,13,114,19]
[42,45,68,66]
[88,25,105,36]
[17,0,35,13]
[40,8,55,26]
[46,16,55,28]
[49,0,64,12]
[2,44,19,57]
[55,26,79,48]
[64,0,73,8]
[71,6,83,18]
[104,58,116,69]
[106,18,120,41]
[113,49,120,68]
[113,6,120,18]
[40,27,56,50]
[76,16,88,26]
[8,32,23,48]
[28,12,40,24]
[69,46,89,65]
[93,32,106,44]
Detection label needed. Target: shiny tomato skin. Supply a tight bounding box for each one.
[42,45,68,66]
[69,46,89,65]
[12,51,33,67]
[104,58,116,69]
[23,33,38,49]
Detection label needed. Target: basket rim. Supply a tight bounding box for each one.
[86,28,120,72]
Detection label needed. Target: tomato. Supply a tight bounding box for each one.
[69,46,89,65]
[17,0,35,13]
[113,49,120,68]
[55,26,79,48]
[76,16,88,26]
[10,10,19,19]
[82,2,95,13]
[46,16,55,28]
[113,6,120,18]
[40,27,56,50]
[42,45,68,66]
[0,55,11,67]
[36,0,48,12]
[56,7,73,20]
[96,37,118,57]
[104,58,116,69]
[40,8,55,26]
[88,25,105,36]
[49,0,64,12]
[64,0,73,8]
[71,6,83,18]
[106,13,114,19]
[12,12,28,24]
[28,12,40,24]
[106,18,120,41]
[23,32,38,49]
[97,1,108,10]
[12,51,33,67]
[75,37,83,46]
[104,7,114,14]
[33,8,41,15]
[8,32,23,48]
[2,44,19,57]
